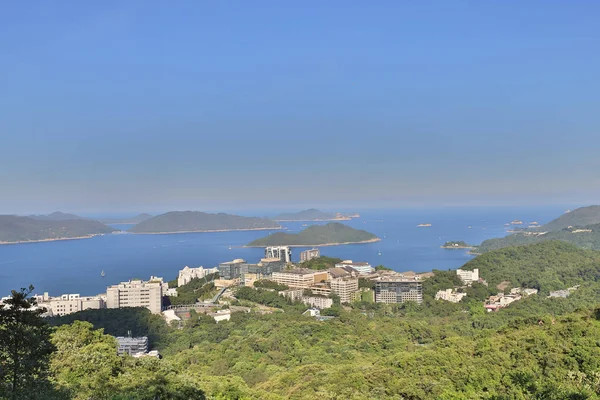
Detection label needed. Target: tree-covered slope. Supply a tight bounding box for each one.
[0,215,116,243]
[129,211,281,233]
[461,241,600,293]
[247,222,379,246]
[28,212,84,221]
[99,213,153,224]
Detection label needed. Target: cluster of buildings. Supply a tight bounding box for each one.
[484,287,538,312]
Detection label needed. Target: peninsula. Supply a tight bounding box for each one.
[0,215,116,244]
[246,222,379,247]
[129,211,282,234]
[441,241,472,249]
[272,209,358,221]
[476,205,600,253]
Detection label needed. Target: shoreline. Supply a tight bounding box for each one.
[440,246,473,249]
[130,227,284,235]
[244,237,381,248]
[0,234,100,246]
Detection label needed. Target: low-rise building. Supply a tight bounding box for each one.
[43,294,105,317]
[106,276,165,314]
[116,336,149,356]
[456,268,479,286]
[209,309,231,323]
[303,296,333,309]
[300,248,320,262]
[374,278,423,304]
[435,289,466,303]
[177,266,218,287]
[335,260,373,274]
[272,269,328,289]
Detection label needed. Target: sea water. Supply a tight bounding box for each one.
[0,206,572,296]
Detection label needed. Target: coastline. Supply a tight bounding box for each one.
[244,237,381,248]
[440,246,473,249]
[0,234,100,246]
[130,226,284,235]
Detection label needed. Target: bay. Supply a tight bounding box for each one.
[0,206,571,297]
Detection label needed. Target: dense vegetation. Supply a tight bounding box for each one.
[463,241,600,293]
[8,241,600,398]
[299,256,343,270]
[129,211,281,233]
[27,212,83,221]
[167,273,219,306]
[272,209,347,221]
[248,222,378,246]
[0,215,116,243]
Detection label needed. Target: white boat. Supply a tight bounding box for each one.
[101,270,105,277]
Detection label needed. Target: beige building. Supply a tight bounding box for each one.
[456,268,479,286]
[435,289,466,303]
[41,294,105,317]
[178,266,218,287]
[271,269,328,289]
[330,277,359,304]
[303,296,333,309]
[375,278,423,304]
[106,276,166,314]
[300,248,320,262]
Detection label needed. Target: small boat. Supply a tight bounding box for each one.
[228,246,232,250]
[377,249,382,256]
[101,270,105,277]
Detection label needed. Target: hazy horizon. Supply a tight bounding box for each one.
[2,2,599,213]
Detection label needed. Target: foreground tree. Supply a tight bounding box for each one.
[0,286,56,400]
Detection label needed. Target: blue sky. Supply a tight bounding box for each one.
[1,1,599,214]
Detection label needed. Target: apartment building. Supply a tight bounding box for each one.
[271,269,328,289]
[106,276,165,314]
[265,246,292,263]
[375,278,423,304]
[300,248,320,262]
[303,296,333,309]
[177,266,219,287]
[116,336,149,356]
[334,260,373,274]
[456,268,479,286]
[435,289,466,303]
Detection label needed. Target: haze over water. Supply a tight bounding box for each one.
[0,206,571,297]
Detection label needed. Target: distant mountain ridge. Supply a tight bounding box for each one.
[100,213,153,224]
[247,222,379,247]
[28,212,83,221]
[542,206,600,231]
[129,211,282,234]
[273,209,355,221]
[0,215,116,244]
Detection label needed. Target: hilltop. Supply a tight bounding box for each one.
[28,212,83,221]
[100,213,153,224]
[0,215,116,244]
[542,205,600,231]
[247,222,379,247]
[129,211,282,234]
[272,209,355,221]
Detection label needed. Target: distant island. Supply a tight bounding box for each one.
[272,209,359,222]
[129,211,282,234]
[246,222,379,247]
[0,215,116,244]
[417,223,432,227]
[476,205,600,253]
[441,241,472,249]
[100,213,153,224]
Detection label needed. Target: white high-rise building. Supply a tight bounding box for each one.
[106,276,166,314]
[177,266,219,287]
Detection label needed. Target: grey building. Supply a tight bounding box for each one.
[243,260,286,277]
[116,336,149,356]
[265,246,292,263]
[300,248,320,262]
[375,279,423,304]
[218,259,246,280]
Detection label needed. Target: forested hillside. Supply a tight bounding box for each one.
[0,215,116,243]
